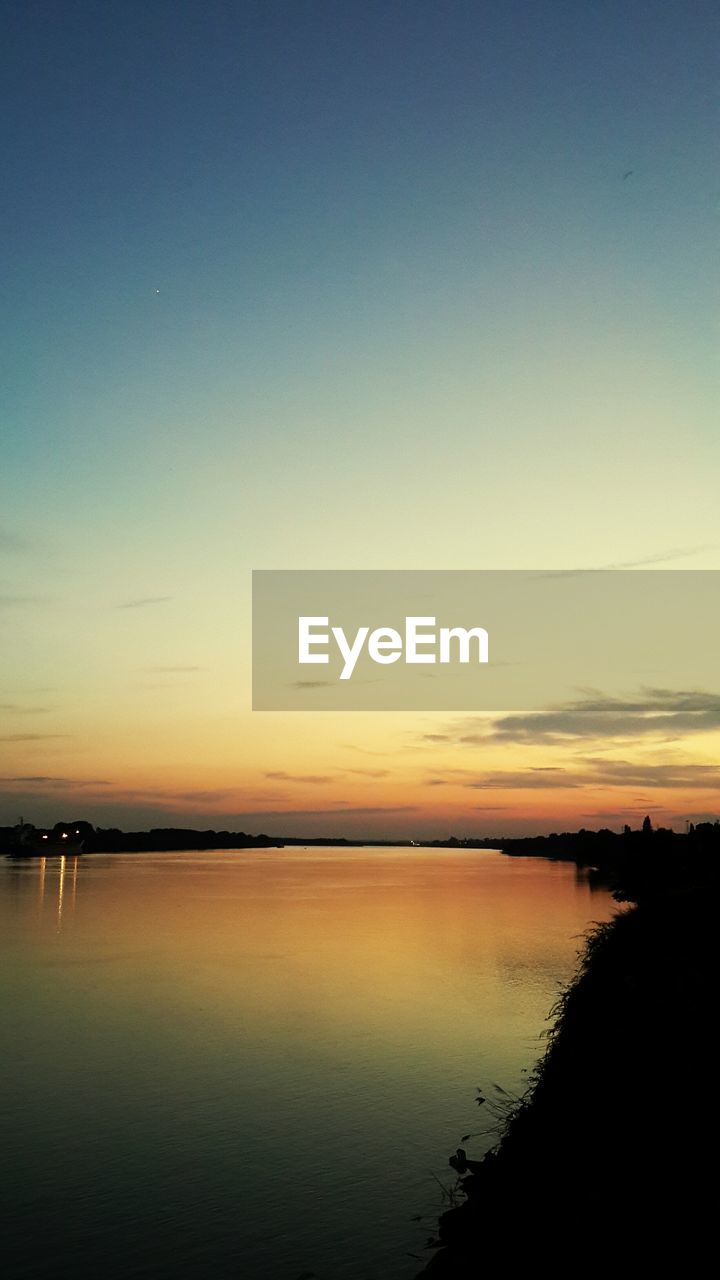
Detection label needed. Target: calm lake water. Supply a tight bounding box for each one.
[0,847,615,1279]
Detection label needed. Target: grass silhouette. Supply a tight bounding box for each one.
[420,850,720,1275]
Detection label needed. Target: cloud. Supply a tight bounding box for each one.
[0,704,52,715]
[144,666,205,674]
[462,769,583,790]
[238,805,417,818]
[265,771,335,784]
[289,678,383,689]
[425,759,720,792]
[345,767,390,778]
[432,689,720,747]
[672,811,720,824]
[541,546,717,578]
[580,758,720,788]
[0,733,71,742]
[10,687,57,694]
[490,691,720,743]
[579,807,672,820]
[0,594,49,608]
[118,596,173,609]
[103,785,236,804]
[243,789,291,803]
[0,776,110,787]
[598,545,717,569]
[154,788,235,804]
[290,680,334,689]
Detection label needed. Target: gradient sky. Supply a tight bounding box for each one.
[1,1,719,835]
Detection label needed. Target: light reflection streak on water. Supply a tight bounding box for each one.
[56,856,66,932]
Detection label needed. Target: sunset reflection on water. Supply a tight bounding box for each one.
[0,847,615,1279]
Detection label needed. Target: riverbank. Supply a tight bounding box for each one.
[421,843,720,1272]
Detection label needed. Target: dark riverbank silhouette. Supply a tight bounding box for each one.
[420,818,720,1274]
[0,821,282,855]
[0,820,413,856]
[4,818,719,895]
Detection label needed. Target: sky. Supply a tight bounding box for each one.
[1,0,719,836]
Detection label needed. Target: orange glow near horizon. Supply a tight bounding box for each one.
[1,704,718,837]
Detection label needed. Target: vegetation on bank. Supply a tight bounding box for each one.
[0,820,285,854]
[420,818,720,1273]
[6,814,720,872]
[422,819,720,893]
[0,820,414,854]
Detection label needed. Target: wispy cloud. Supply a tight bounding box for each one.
[111,785,235,803]
[0,594,49,608]
[0,776,110,787]
[0,733,71,742]
[143,665,205,673]
[461,769,583,790]
[0,704,53,715]
[424,759,720,792]
[11,687,57,694]
[580,807,672,818]
[541,546,718,578]
[265,771,335,784]
[118,596,172,609]
[237,805,417,818]
[580,759,720,788]
[289,677,383,690]
[153,788,235,804]
[598,544,717,569]
[290,680,333,689]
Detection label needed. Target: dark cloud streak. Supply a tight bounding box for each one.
[431,690,720,747]
[118,596,172,609]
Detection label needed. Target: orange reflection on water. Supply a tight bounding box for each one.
[2,848,617,1070]
[56,855,65,931]
[37,856,46,914]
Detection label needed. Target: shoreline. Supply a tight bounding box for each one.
[419,836,720,1273]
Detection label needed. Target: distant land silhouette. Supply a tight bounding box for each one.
[4,816,720,899]
[1,819,438,855]
[0,820,378,855]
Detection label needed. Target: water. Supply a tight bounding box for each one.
[0,847,615,1279]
